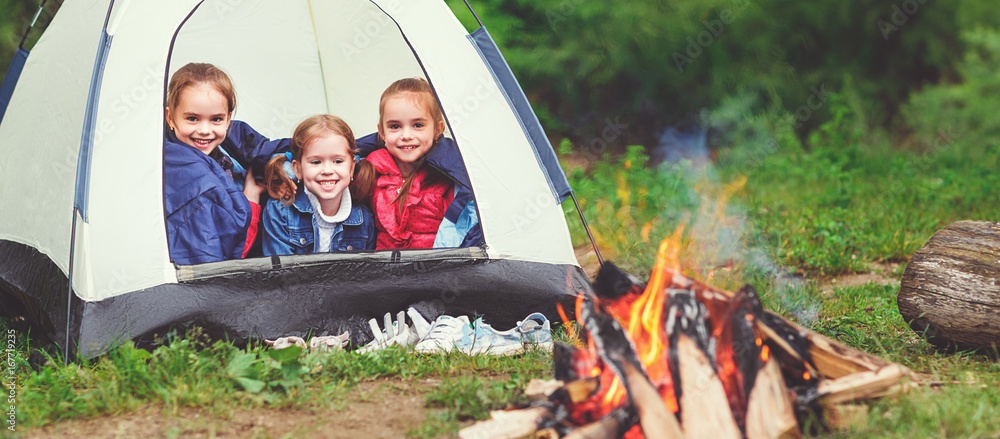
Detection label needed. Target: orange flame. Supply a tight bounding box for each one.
[564,224,757,424]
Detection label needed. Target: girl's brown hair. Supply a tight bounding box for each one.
[264,115,374,206]
[166,63,237,114]
[363,77,446,214]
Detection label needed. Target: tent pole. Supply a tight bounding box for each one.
[570,192,604,267]
[18,0,49,50]
[462,0,485,29]
[64,210,78,365]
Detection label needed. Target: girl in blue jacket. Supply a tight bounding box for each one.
[163,62,289,265]
[261,115,376,255]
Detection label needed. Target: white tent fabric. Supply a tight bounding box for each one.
[0,0,578,304]
[0,0,106,283]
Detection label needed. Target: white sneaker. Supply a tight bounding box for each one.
[517,313,553,351]
[309,332,350,353]
[357,311,416,354]
[407,306,434,340]
[414,315,471,354]
[265,336,307,350]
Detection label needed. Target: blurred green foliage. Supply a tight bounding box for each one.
[0,0,60,74]
[445,0,1000,146]
[902,28,1000,147]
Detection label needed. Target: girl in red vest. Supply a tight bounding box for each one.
[359,78,455,249]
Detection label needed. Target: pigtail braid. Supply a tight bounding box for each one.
[351,158,376,207]
[264,155,297,205]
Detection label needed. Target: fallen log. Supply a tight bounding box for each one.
[898,220,1000,351]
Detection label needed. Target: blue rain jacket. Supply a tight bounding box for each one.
[164,121,290,265]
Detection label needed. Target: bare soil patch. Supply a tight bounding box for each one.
[20,379,449,439]
[818,262,902,295]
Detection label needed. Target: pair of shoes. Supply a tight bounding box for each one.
[266,331,350,353]
[357,310,422,354]
[414,313,552,356]
[414,315,521,355]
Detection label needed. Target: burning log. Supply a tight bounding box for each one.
[815,364,910,406]
[579,296,683,439]
[898,220,1000,351]
[526,379,567,402]
[675,334,741,439]
[563,407,633,439]
[744,356,800,439]
[786,320,895,379]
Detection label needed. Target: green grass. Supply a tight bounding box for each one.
[0,325,554,436]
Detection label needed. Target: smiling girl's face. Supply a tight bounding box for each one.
[166,82,232,155]
[293,133,354,216]
[377,93,444,177]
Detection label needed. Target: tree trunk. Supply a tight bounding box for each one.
[898,220,1000,351]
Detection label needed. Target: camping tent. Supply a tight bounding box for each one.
[0,0,592,357]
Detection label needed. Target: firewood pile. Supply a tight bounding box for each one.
[461,242,916,439]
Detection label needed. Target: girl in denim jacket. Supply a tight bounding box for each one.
[261,115,376,255]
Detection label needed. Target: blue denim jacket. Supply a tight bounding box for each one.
[262,190,376,255]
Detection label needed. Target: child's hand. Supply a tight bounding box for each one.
[244,169,265,204]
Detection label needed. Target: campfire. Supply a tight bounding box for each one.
[462,239,914,439]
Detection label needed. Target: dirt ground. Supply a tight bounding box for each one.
[19,379,454,439]
[818,262,901,295]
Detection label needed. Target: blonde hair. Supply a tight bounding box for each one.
[264,115,374,205]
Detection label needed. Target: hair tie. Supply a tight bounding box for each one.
[355,155,360,163]
[284,152,293,162]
